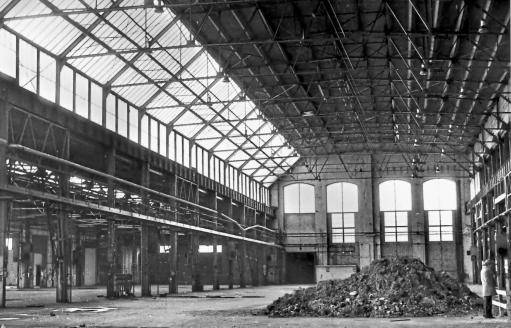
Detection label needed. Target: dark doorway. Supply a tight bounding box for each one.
[285,252,315,284]
[35,265,42,287]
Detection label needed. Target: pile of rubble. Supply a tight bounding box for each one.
[265,258,481,318]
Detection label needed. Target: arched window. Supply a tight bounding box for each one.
[379,180,412,242]
[423,179,456,242]
[283,183,315,214]
[327,182,358,243]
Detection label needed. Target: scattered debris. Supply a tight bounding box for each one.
[265,257,482,318]
[54,307,117,313]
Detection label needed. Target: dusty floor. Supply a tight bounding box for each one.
[0,284,507,327]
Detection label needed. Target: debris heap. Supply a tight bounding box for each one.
[265,257,481,318]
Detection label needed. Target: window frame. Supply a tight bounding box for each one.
[327,182,358,244]
[427,210,454,242]
[379,180,412,243]
[283,183,315,214]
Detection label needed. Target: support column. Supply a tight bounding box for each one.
[506,213,511,319]
[140,223,150,296]
[190,185,202,292]
[0,90,9,306]
[168,173,178,294]
[227,241,234,289]
[190,232,203,292]
[212,192,219,290]
[140,162,151,297]
[21,222,30,289]
[106,221,116,298]
[56,209,70,303]
[507,2,511,317]
[227,198,234,289]
[252,245,260,287]
[106,148,117,298]
[239,206,246,288]
[56,129,71,303]
[168,231,178,294]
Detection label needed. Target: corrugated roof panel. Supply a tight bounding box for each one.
[7,15,83,55]
[253,167,270,181]
[190,105,216,122]
[215,139,236,152]
[115,84,160,107]
[135,54,172,81]
[211,121,232,134]
[173,122,205,138]
[229,150,250,168]
[147,106,184,124]
[186,51,220,78]
[3,1,300,188]
[67,35,108,58]
[166,82,196,104]
[184,80,207,99]
[69,52,135,84]
[5,0,51,18]
[215,150,235,160]
[50,0,86,10]
[263,175,278,187]
[111,65,147,86]
[173,109,202,126]
[149,50,181,76]
[208,80,238,102]
[91,18,134,51]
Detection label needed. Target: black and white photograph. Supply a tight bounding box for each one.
[0,0,509,327]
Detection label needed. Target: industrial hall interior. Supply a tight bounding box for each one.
[0,0,510,326]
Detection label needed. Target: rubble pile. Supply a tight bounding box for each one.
[265,258,481,318]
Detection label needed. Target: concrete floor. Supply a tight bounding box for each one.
[0,284,507,327]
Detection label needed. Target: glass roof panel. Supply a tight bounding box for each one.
[190,105,216,122]
[167,82,196,104]
[229,150,250,168]
[253,167,271,181]
[2,1,300,187]
[6,16,83,55]
[147,106,185,124]
[115,84,160,107]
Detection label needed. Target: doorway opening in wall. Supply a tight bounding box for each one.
[285,252,315,284]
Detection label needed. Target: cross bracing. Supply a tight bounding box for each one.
[0,0,299,198]
[0,0,509,182]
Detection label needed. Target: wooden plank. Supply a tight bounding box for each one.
[492,300,506,309]
[496,289,507,296]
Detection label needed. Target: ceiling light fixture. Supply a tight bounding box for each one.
[154,0,164,13]
[479,20,489,33]
[222,72,230,83]
[419,62,428,76]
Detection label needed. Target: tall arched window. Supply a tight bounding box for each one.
[327,182,358,243]
[283,183,315,214]
[379,180,412,242]
[423,179,456,242]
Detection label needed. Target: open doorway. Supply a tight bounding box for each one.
[285,252,315,284]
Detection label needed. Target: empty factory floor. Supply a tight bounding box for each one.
[0,285,507,328]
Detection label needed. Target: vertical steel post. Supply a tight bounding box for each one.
[0,87,9,307]
[106,148,116,298]
[212,192,220,290]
